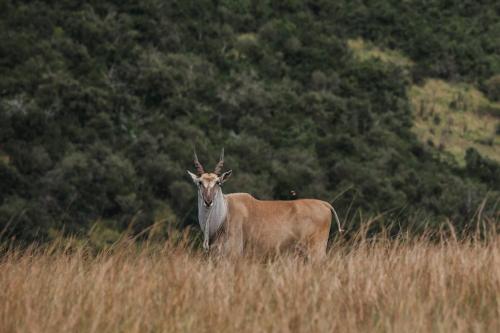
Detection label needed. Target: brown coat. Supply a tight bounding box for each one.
[214,193,334,259]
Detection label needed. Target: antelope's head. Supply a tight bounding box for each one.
[187,149,232,207]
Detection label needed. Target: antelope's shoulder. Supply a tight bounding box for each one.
[225,193,255,216]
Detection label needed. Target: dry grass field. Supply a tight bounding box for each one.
[1,228,499,333]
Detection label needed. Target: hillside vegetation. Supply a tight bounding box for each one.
[410,79,500,164]
[0,1,499,243]
[347,38,500,164]
[348,38,414,69]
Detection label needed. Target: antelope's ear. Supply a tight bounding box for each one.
[187,170,199,183]
[220,170,232,183]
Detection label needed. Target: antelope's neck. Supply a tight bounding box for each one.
[197,187,227,238]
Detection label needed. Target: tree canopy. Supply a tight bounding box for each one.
[0,0,499,244]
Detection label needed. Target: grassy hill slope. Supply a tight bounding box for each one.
[348,38,500,165]
[410,80,500,164]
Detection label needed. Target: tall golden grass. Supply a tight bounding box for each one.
[1,229,499,333]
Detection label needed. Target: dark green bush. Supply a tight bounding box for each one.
[0,0,498,243]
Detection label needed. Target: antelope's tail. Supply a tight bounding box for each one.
[324,202,344,234]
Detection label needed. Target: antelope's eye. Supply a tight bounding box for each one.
[216,180,222,186]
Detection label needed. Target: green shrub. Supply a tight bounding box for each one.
[485,75,500,102]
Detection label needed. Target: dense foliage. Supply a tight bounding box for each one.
[0,0,499,243]
[332,0,500,82]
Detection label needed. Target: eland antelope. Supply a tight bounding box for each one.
[187,149,343,259]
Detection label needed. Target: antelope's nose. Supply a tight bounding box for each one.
[204,199,213,207]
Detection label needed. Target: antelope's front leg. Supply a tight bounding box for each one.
[203,238,210,252]
[223,218,243,258]
[207,235,225,256]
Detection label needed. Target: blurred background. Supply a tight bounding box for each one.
[0,0,499,247]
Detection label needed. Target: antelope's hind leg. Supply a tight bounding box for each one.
[307,225,329,262]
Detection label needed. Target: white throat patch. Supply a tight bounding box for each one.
[197,187,227,250]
